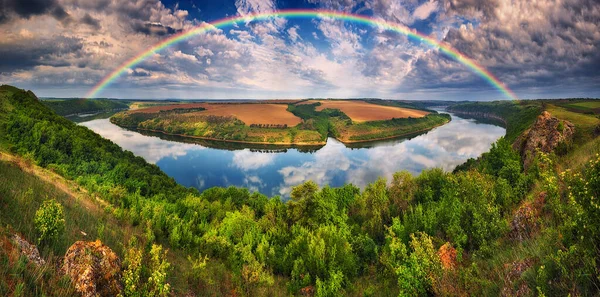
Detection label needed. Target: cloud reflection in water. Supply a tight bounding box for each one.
[80,114,505,198]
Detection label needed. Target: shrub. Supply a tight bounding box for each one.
[34,199,65,244]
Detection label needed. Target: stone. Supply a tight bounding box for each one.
[62,240,122,297]
[11,234,45,266]
[513,111,575,169]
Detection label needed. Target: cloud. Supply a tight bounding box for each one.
[231,149,277,170]
[413,1,438,20]
[132,21,182,36]
[442,0,600,89]
[0,0,598,99]
[81,118,204,163]
[235,0,275,16]
[80,13,101,29]
[0,0,69,23]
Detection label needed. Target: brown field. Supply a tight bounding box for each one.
[133,103,302,126]
[131,103,206,113]
[299,100,429,122]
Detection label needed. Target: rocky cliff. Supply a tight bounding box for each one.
[512,111,575,169]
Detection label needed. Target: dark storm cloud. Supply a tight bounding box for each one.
[0,0,70,23]
[0,36,84,72]
[442,0,600,90]
[132,21,183,36]
[80,13,101,30]
[444,0,499,20]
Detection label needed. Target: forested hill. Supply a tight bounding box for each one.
[42,97,129,116]
[447,101,542,142]
[1,85,599,296]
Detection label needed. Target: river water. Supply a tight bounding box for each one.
[80,113,505,197]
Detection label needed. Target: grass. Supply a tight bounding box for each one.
[566,101,600,109]
[0,151,291,296]
[545,104,600,171]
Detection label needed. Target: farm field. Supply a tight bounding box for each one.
[563,101,600,114]
[197,103,302,126]
[112,100,449,146]
[299,100,429,122]
[133,103,301,126]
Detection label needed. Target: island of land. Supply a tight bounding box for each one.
[109,99,451,146]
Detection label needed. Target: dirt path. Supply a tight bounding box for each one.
[0,152,107,216]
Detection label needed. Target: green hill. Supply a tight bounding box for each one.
[42,98,129,116]
[1,85,599,296]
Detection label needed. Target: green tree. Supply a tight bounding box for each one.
[147,244,171,297]
[354,178,390,242]
[34,199,65,244]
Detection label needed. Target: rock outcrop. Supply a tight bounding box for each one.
[510,192,546,241]
[62,240,122,297]
[12,234,45,266]
[512,111,574,169]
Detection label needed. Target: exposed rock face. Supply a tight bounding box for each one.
[501,259,534,297]
[12,234,45,266]
[510,192,546,242]
[513,111,574,169]
[62,240,122,297]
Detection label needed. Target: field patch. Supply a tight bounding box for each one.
[199,104,302,126]
[299,100,429,122]
[134,103,302,126]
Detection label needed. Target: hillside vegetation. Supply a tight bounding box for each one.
[1,85,599,296]
[43,98,129,116]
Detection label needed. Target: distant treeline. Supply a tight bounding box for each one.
[43,98,129,116]
[249,123,288,129]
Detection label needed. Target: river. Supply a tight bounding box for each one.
[79,112,505,197]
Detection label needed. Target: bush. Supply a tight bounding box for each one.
[34,199,65,244]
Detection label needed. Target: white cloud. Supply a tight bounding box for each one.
[231,149,277,170]
[413,1,438,20]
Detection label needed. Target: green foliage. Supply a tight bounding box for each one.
[396,233,442,296]
[448,101,542,142]
[34,199,65,244]
[4,86,600,296]
[533,154,600,295]
[121,238,144,297]
[147,244,171,297]
[43,98,128,116]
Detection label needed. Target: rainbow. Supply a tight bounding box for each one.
[85,9,518,100]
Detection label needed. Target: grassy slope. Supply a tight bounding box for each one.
[0,150,282,296]
[545,104,600,171]
[450,100,600,295]
[447,101,542,142]
[43,98,129,116]
[0,85,291,296]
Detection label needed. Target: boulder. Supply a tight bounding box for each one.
[12,234,45,266]
[62,240,122,297]
[510,192,545,241]
[513,111,574,169]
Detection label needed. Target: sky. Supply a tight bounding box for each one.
[0,0,599,100]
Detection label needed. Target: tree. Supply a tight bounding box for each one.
[354,178,390,242]
[147,244,171,297]
[34,199,65,244]
[389,171,416,217]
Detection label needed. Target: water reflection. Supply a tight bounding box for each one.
[80,113,505,198]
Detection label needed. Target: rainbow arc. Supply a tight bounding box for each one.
[86,9,518,100]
